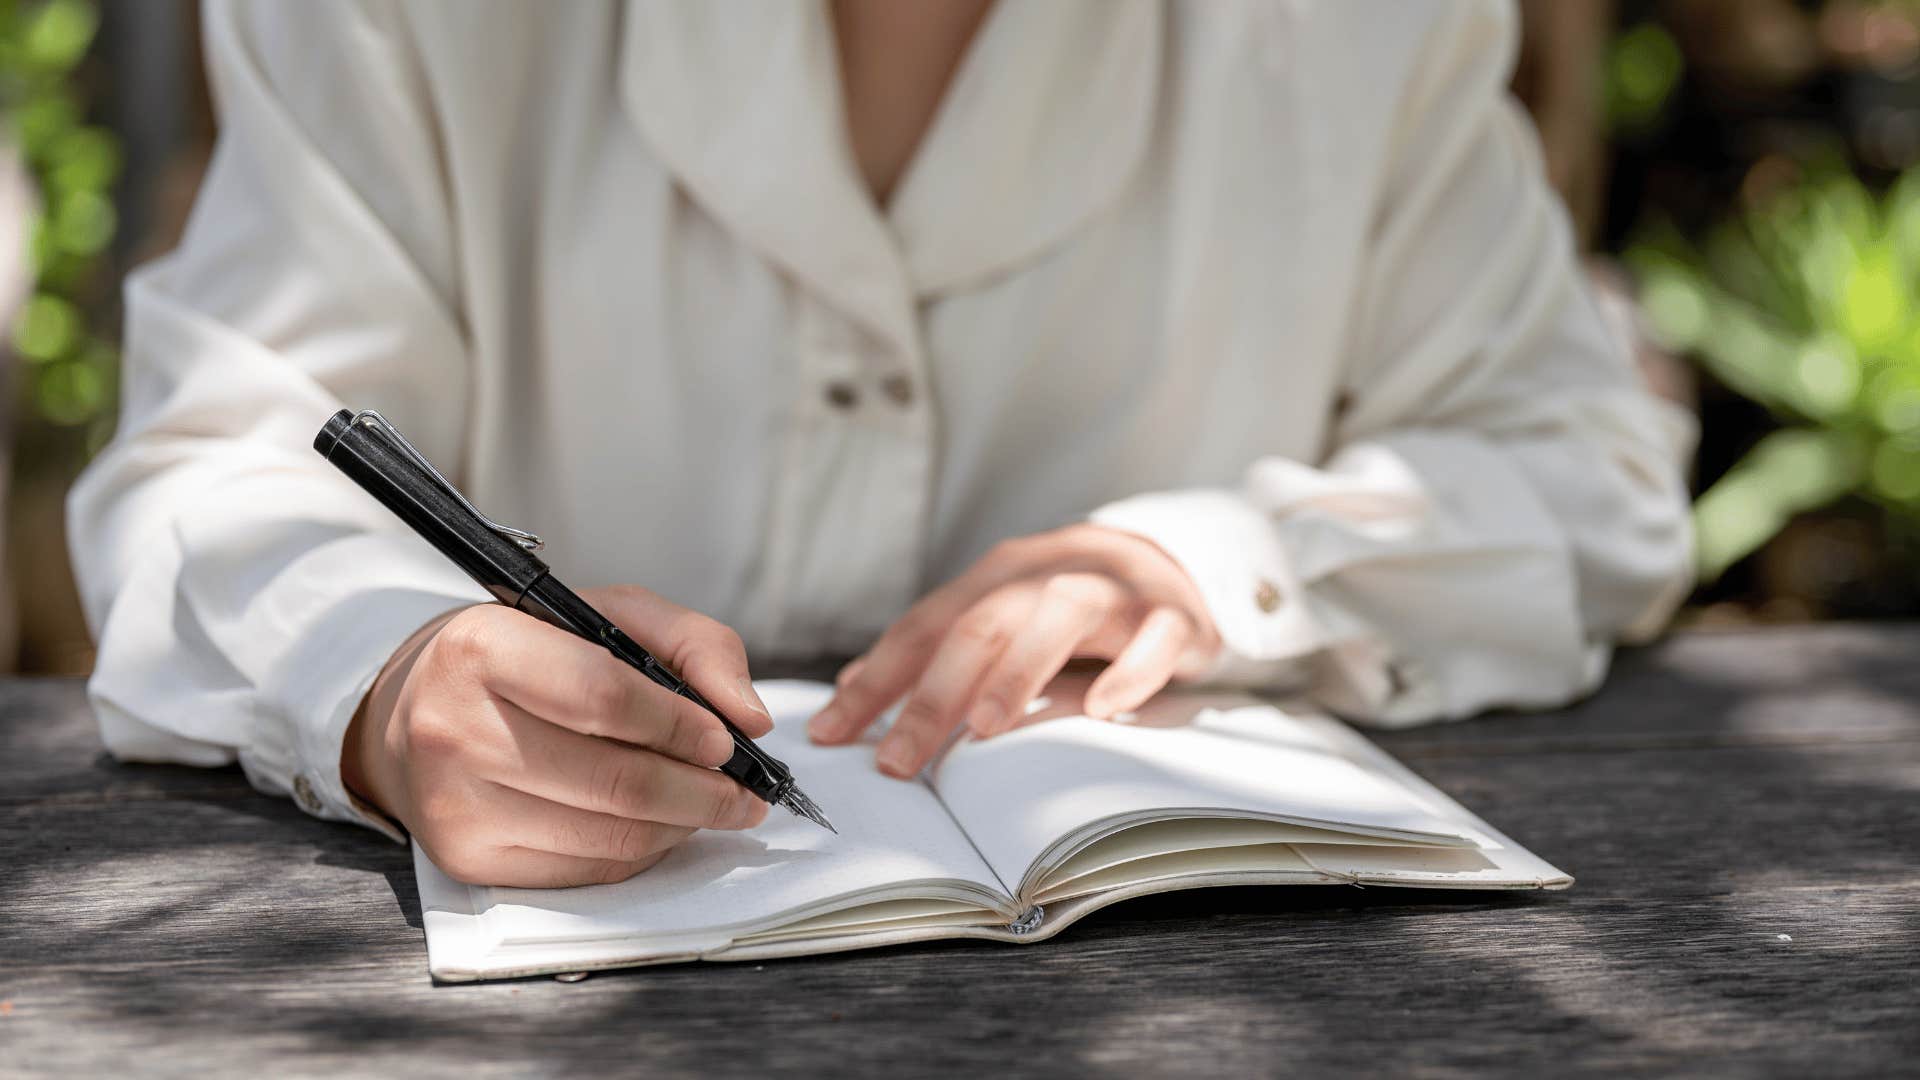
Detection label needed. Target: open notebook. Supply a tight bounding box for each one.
[418,679,1569,980]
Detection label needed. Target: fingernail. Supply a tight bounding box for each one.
[807,706,842,743]
[876,736,915,777]
[698,727,734,767]
[738,677,771,720]
[964,700,999,737]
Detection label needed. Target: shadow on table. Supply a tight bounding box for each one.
[13,627,1919,1074]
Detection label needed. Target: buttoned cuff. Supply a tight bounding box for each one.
[1090,489,1328,689]
[270,583,479,842]
[199,525,493,843]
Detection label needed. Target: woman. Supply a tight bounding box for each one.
[70,0,1692,888]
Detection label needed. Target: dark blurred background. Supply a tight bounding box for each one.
[3,0,1919,675]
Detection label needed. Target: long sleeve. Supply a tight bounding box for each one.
[1092,2,1694,727]
[68,0,486,834]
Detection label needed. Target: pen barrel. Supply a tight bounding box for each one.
[315,410,548,603]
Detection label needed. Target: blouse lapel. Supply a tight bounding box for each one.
[886,0,1163,298]
[617,0,916,346]
[618,0,1164,330]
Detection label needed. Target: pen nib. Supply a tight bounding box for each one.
[779,786,837,834]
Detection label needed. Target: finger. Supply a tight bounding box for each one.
[588,585,774,737]
[440,844,674,889]
[1084,606,1195,719]
[809,537,1051,744]
[873,588,1036,777]
[967,574,1126,738]
[488,707,769,830]
[453,609,739,766]
[808,613,941,745]
[483,782,697,864]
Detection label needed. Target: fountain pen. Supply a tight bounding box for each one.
[313,407,835,833]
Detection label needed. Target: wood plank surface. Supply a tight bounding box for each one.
[3,625,1917,1077]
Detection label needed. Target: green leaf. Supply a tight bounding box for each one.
[21,0,98,73]
[1839,250,1908,353]
[1871,438,1920,504]
[12,91,79,159]
[1693,428,1867,582]
[1607,22,1683,133]
[11,290,78,361]
[1794,334,1863,419]
[50,186,113,255]
[47,125,121,192]
[34,353,104,425]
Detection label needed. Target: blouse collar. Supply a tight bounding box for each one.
[619,0,1162,343]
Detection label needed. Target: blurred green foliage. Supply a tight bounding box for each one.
[1606,20,1684,136]
[1631,166,1920,581]
[0,0,117,436]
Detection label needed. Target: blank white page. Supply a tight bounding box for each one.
[930,683,1476,894]
[447,681,1008,951]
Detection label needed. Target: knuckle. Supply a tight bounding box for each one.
[1043,572,1109,614]
[556,815,597,857]
[404,708,465,760]
[950,610,1010,651]
[587,752,635,812]
[704,621,747,656]
[412,787,466,834]
[595,859,642,886]
[701,778,739,828]
[662,703,707,755]
[891,625,936,662]
[578,673,633,724]
[430,837,492,885]
[835,656,895,709]
[895,695,949,734]
[433,609,498,666]
[607,816,656,861]
[973,685,1016,717]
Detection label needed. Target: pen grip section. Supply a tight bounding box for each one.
[599,624,794,802]
[516,574,794,804]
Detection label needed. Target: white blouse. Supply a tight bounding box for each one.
[70,0,1694,834]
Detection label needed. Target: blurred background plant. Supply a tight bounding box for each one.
[1633,165,1920,586]
[2,0,120,443]
[1604,0,1920,621]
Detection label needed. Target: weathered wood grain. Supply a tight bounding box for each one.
[3,626,1917,1078]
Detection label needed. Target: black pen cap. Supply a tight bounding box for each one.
[314,408,548,605]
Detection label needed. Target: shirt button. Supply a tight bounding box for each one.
[1253,578,1283,613]
[292,773,323,814]
[824,380,860,410]
[880,373,914,407]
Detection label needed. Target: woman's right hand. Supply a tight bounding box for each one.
[341,585,774,888]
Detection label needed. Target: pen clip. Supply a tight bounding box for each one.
[349,409,545,553]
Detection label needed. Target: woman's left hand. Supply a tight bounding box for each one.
[807,524,1221,777]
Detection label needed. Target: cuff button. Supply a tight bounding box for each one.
[1254,578,1283,613]
[292,773,323,815]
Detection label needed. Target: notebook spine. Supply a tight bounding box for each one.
[1008,905,1045,935]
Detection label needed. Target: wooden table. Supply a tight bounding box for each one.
[4,625,1917,1076]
